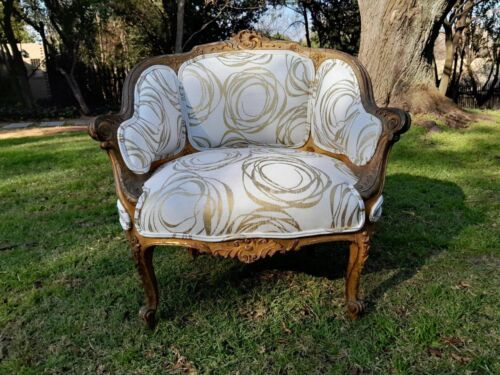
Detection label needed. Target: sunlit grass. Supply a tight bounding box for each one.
[0,111,499,374]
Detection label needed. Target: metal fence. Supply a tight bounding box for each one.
[457,85,500,109]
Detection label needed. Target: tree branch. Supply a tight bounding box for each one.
[182,4,229,49]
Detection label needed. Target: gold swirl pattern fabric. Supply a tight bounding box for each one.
[134,148,365,241]
[178,51,314,149]
[311,59,382,166]
[118,65,186,174]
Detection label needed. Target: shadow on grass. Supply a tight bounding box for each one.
[214,173,482,314]
[131,172,482,322]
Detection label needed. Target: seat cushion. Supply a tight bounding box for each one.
[134,148,365,241]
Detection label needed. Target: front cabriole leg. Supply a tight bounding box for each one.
[345,230,371,320]
[128,233,159,328]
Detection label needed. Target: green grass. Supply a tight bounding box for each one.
[0,112,499,374]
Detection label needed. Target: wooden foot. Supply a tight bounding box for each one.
[345,230,371,320]
[139,306,156,328]
[129,234,158,328]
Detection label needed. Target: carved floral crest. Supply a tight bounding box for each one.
[196,238,300,264]
[228,30,268,49]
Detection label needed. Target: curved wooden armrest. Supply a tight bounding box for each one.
[353,107,411,200]
[88,113,121,147]
[302,48,410,201]
[377,107,411,143]
[89,114,151,207]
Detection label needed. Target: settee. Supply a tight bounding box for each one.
[89,30,410,327]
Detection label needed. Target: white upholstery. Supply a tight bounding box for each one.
[117,199,131,230]
[117,51,388,238]
[369,195,384,223]
[118,54,383,173]
[311,59,382,166]
[134,148,365,241]
[118,66,186,174]
[179,50,314,149]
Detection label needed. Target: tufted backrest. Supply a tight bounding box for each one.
[178,50,314,149]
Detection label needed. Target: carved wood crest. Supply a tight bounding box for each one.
[202,238,300,263]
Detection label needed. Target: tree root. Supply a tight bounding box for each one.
[392,85,480,128]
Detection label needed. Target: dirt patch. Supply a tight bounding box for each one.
[0,126,87,140]
[393,85,484,128]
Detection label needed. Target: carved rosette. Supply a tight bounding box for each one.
[231,30,266,49]
[89,114,121,150]
[376,108,411,142]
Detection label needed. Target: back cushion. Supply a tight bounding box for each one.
[311,59,382,166]
[118,65,186,174]
[179,50,314,149]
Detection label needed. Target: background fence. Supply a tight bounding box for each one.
[457,84,500,110]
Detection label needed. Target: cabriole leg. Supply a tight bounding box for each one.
[129,235,158,328]
[345,230,371,320]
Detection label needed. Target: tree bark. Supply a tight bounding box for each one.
[439,21,455,95]
[37,22,55,100]
[438,0,474,96]
[1,0,35,109]
[175,0,185,53]
[357,0,473,126]
[478,58,499,107]
[57,57,90,115]
[301,1,311,48]
[467,45,500,108]
[40,1,91,115]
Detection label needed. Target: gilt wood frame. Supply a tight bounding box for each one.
[89,30,410,326]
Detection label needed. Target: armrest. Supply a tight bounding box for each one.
[377,107,411,143]
[89,114,151,205]
[89,62,188,210]
[354,107,411,200]
[307,50,411,200]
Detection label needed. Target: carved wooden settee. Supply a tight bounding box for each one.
[89,31,410,327]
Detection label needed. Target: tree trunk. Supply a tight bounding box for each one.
[465,48,480,104]
[38,22,55,101]
[358,0,472,127]
[40,3,91,114]
[439,22,455,95]
[175,0,185,53]
[301,1,311,48]
[475,56,499,108]
[439,0,473,97]
[451,44,466,101]
[1,0,35,109]
[57,61,90,115]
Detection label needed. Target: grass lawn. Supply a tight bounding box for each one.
[0,112,499,374]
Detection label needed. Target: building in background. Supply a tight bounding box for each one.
[17,43,51,101]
